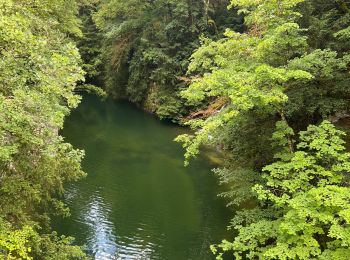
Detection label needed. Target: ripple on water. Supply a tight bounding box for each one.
[56,95,232,260]
[78,194,163,260]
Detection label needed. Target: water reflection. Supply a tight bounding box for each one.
[55,95,232,259]
[83,194,117,258]
[82,193,164,259]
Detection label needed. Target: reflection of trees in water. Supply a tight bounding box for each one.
[82,194,117,258]
[60,95,230,259]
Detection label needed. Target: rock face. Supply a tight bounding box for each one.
[329,111,350,123]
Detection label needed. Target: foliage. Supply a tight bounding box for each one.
[176,21,312,164]
[77,1,104,85]
[5,0,350,258]
[94,0,243,119]
[214,121,350,259]
[0,224,35,260]
[177,0,350,159]
[174,0,350,258]
[0,0,88,258]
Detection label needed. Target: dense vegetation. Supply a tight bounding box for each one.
[176,0,350,259]
[93,0,243,120]
[0,0,88,258]
[93,0,350,259]
[2,0,350,259]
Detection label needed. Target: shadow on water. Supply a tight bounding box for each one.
[54,95,233,260]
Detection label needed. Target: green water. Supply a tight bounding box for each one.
[56,95,231,259]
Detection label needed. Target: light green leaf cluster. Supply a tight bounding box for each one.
[0,225,34,260]
[215,121,350,259]
[228,0,306,29]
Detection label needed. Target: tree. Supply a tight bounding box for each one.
[94,0,242,120]
[214,121,350,259]
[176,0,350,258]
[0,0,88,258]
[176,0,312,164]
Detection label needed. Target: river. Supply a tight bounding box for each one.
[55,95,231,259]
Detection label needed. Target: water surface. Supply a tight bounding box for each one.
[56,95,231,259]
